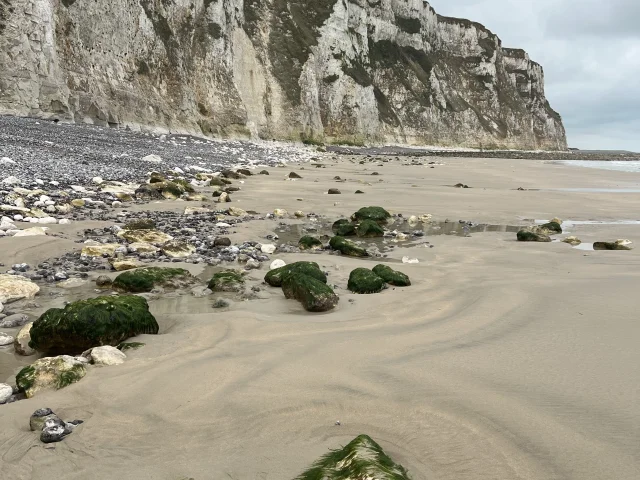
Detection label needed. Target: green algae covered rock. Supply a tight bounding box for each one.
[351,206,391,224]
[113,267,194,293]
[299,236,324,251]
[372,265,411,287]
[16,355,87,398]
[356,219,385,238]
[517,230,551,242]
[593,240,633,251]
[332,218,351,233]
[208,270,245,292]
[336,223,357,237]
[29,296,159,355]
[265,262,326,287]
[295,434,411,480]
[117,342,145,351]
[281,273,338,312]
[329,236,369,257]
[538,221,562,234]
[348,268,385,294]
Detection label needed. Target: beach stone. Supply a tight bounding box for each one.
[118,229,173,245]
[142,154,163,163]
[0,313,30,328]
[517,230,552,242]
[81,244,119,257]
[328,188,341,194]
[372,264,411,287]
[281,272,339,312]
[261,244,276,254]
[245,259,261,270]
[30,408,59,431]
[351,206,391,224]
[593,239,633,251]
[273,208,287,217]
[228,207,247,217]
[294,210,305,218]
[85,346,126,366]
[28,296,159,354]
[162,240,196,258]
[184,206,212,215]
[127,242,159,254]
[208,270,245,292]
[402,256,419,264]
[348,268,385,294]
[563,236,582,246]
[298,236,323,250]
[110,259,142,271]
[13,227,48,237]
[0,274,40,304]
[95,276,113,288]
[123,218,156,230]
[14,322,36,356]
[297,434,410,479]
[70,199,86,208]
[112,267,196,293]
[534,221,563,234]
[0,383,13,404]
[265,262,326,287]
[214,237,232,247]
[329,236,368,257]
[356,219,385,238]
[16,356,87,398]
[41,424,67,443]
[270,259,286,270]
[217,192,230,203]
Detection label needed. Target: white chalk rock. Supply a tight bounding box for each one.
[2,176,20,185]
[261,244,276,254]
[13,227,48,237]
[402,256,420,264]
[0,383,13,404]
[92,176,104,185]
[87,346,126,366]
[14,322,36,356]
[142,154,162,163]
[0,274,40,304]
[270,259,286,270]
[0,157,15,165]
[0,333,14,346]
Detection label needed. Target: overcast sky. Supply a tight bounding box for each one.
[430,0,639,151]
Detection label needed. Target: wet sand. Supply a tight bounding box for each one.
[0,157,639,479]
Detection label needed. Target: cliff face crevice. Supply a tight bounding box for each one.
[0,0,567,150]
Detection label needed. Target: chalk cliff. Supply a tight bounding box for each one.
[0,0,567,150]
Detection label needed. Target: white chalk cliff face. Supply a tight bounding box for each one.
[0,0,567,150]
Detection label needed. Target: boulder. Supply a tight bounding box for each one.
[29,296,159,354]
[289,172,302,179]
[30,408,59,431]
[270,259,286,270]
[348,268,385,294]
[563,236,582,246]
[295,434,410,479]
[281,272,339,312]
[214,237,232,247]
[0,313,30,328]
[536,221,563,234]
[228,206,247,217]
[260,244,277,254]
[356,219,385,238]
[16,356,87,398]
[81,244,120,257]
[128,242,159,254]
[335,222,357,237]
[14,322,36,355]
[85,345,126,366]
[0,274,40,304]
[329,236,369,257]
[328,188,341,194]
[110,259,143,271]
[372,264,411,287]
[112,267,196,293]
[14,227,48,237]
[95,275,113,288]
[118,229,173,245]
[161,240,196,258]
[593,239,633,251]
[298,236,323,250]
[123,218,156,230]
[208,271,245,292]
[0,332,14,345]
[265,262,326,287]
[351,206,391,224]
[517,230,551,242]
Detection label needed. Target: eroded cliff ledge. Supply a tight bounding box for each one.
[0,0,567,150]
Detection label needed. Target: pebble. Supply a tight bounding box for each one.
[0,383,12,404]
[270,259,286,270]
[0,333,14,346]
[0,313,30,328]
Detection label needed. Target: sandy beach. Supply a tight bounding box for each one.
[1,154,639,479]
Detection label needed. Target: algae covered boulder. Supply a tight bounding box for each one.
[281,272,338,312]
[351,206,391,224]
[264,262,326,287]
[372,264,411,287]
[348,268,385,294]
[295,434,411,480]
[593,239,633,251]
[357,219,385,238]
[123,218,156,230]
[538,221,563,234]
[29,296,159,354]
[517,230,551,242]
[329,236,369,257]
[16,355,87,398]
[112,267,195,293]
[208,270,245,292]
[298,236,323,251]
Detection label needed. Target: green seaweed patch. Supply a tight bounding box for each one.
[57,365,86,389]
[117,342,146,351]
[372,264,411,287]
[298,236,323,250]
[16,365,36,393]
[208,270,245,292]
[29,295,159,355]
[329,236,368,257]
[281,272,339,312]
[351,206,391,224]
[172,178,196,193]
[336,222,357,236]
[539,221,562,234]
[356,219,384,238]
[295,434,411,480]
[264,261,326,287]
[348,268,385,294]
